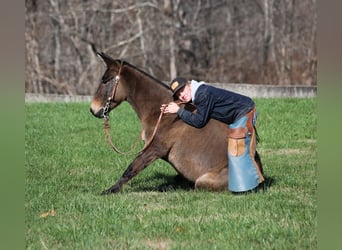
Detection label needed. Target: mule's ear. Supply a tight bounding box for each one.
[97,52,115,68]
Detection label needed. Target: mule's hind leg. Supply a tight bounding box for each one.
[195,167,228,191]
[195,151,263,192]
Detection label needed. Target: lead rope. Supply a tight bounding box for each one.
[104,101,185,156]
[104,117,142,155]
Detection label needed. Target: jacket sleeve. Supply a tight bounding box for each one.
[176,91,215,128]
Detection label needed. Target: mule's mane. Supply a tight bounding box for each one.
[116,59,171,91]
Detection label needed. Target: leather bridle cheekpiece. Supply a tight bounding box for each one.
[103,61,123,118]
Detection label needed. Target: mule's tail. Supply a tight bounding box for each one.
[254,126,260,144]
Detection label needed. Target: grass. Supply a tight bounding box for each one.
[25,98,317,249]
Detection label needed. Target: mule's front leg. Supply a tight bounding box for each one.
[101,152,154,195]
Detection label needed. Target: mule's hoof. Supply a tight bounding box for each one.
[101,189,112,195]
[101,186,121,195]
[101,188,117,195]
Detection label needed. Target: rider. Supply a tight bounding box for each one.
[161,77,264,192]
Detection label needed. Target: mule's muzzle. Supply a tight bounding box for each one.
[90,107,106,119]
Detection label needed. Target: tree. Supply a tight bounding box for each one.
[25,0,317,95]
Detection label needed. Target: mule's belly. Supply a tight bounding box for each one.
[168,120,228,182]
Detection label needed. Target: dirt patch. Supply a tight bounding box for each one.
[144,239,173,249]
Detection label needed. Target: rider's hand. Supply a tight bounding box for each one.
[160,102,180,114]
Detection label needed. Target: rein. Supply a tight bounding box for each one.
[102,63,184,155]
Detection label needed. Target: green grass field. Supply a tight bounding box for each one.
[25,98,317,249]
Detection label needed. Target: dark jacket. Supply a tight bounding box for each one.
[177,84,254,128]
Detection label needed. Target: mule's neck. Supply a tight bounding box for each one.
[121,68,172,121]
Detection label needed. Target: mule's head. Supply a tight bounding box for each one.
[90,52,127,118]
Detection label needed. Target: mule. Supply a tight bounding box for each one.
[90,52,263,194]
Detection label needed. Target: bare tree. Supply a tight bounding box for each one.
[25,0,317,95]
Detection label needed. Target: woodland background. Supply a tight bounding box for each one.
[25,0,317,95]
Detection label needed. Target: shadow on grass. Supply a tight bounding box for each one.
[130,173,194,192]
[89,174,276,195]
[157,174,195,192]
[263,176,275,190]
[134,174,276,193]
[231,175,276,195]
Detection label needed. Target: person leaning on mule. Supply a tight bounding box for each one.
[160,77,265,192]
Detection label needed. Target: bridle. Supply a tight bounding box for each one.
[102,61,123,119]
